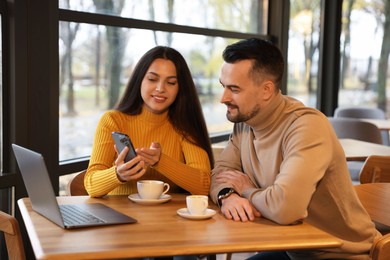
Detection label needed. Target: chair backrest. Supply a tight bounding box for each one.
[0,211,26,260]
[66,170,89,196]
[328,117,383,144]
[359,155,390,183]
[371,233,390,260]
[334,106,390,145]
[334,106,387,119]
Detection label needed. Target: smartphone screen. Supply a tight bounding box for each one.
[111,132,137,163]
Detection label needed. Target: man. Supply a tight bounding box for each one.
[210,38,381,259]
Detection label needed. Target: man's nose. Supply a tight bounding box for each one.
[220,89,230,104]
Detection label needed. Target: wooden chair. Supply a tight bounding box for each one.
[371,233,390,260]
[355,183,390,234]
[66,170,89,196]
[0,210,26,260]
[359,156,390,184]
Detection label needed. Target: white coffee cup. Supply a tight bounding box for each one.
[186,195,209,215]
[137,180,170,200]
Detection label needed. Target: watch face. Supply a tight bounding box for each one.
[219,188,234,199]
[220,188,232,195]
[218,188,235,207]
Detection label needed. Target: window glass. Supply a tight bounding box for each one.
[338,0,389,116]
[59,0,269,161]
[287,0,321,108]
[59,0,268,34]
[59,22,236,160]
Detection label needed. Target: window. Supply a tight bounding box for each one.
[287,0,321,108]
[57,0,272,195]
[338,0,390,116]
[60,0,267,34]
[58,0,269,161]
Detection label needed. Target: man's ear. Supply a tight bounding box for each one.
[262,80,275,101]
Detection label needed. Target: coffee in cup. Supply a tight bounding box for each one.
[186,195,208,215]
[137,180,170,200]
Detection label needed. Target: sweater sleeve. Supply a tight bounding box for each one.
[247,115,333,224]
[154,138,211,195]
[84,112,125,197]
[210,135,242,203]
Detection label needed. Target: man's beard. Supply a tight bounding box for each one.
[225,103,260,123]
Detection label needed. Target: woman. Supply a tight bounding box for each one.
[85,46,214,198]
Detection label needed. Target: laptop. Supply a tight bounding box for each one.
[12,143,137,229]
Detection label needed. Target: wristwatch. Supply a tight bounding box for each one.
[217,187,237,207]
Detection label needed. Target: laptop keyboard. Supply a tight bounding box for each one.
[60,204,106,226]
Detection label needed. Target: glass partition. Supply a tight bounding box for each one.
[59,0,268,34]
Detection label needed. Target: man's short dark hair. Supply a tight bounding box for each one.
[222,38,284,89]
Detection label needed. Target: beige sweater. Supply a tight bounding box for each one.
[85,107,211,197]
[210,92,381,259]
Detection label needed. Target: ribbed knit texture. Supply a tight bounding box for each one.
[85,107,211,197]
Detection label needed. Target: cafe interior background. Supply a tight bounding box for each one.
[1,0,389,258]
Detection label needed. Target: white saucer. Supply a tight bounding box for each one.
[176,208,216,220]
[128,194,172,205]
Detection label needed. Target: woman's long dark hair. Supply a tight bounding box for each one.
[115,46,214,167]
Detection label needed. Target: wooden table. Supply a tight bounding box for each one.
[354,183,390,228]
[18,194,342,259]
[360,119,390,131]
[339,139,390,161]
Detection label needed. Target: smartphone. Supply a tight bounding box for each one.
[111,132,137,163]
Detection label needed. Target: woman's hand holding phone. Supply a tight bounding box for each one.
[111,132,137,163]
[111,132,162,182]
[114,145,146,182]
[111,132,146,182]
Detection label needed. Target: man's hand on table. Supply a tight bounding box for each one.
[220,194,261,222]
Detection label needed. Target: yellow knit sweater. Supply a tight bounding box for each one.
[85,107,211,197]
